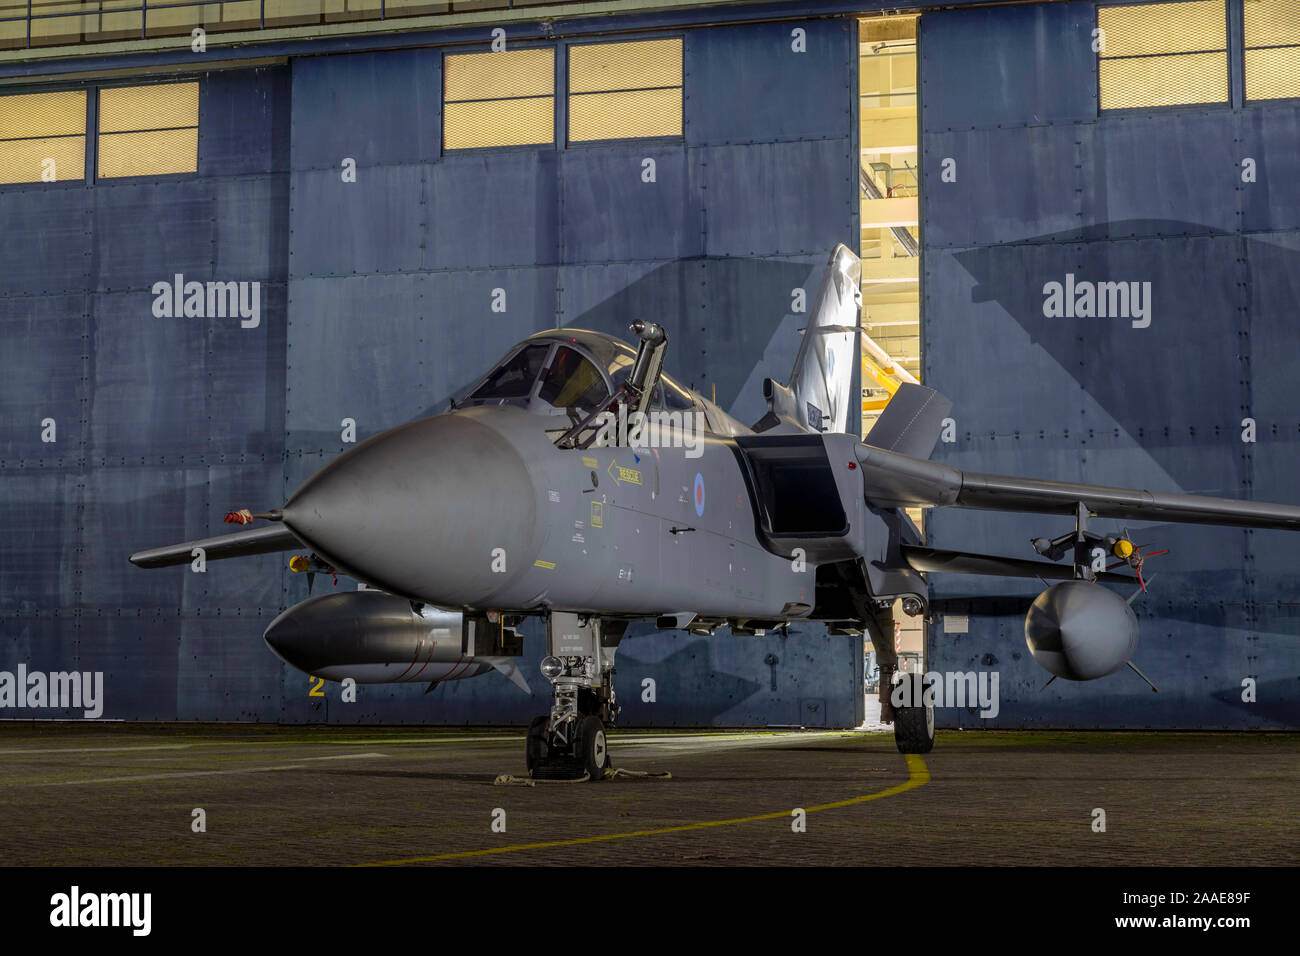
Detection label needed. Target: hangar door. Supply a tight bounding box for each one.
[858,13,926,713]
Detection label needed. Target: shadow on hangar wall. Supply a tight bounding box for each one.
[919,222,1300,729]
[910,0,1300,729]
[375,257,820,426]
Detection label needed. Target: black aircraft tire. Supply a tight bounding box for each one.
[525,715,550,773]
[576,715,610,782]
[894,704,935,754]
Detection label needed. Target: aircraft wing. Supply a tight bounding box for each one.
[856,443,1300,530]
[129,525,302,568]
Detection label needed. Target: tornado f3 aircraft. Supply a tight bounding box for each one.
[131,244,1300,778]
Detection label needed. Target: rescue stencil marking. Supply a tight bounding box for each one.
[607,460,642,486]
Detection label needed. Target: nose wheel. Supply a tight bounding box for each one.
[524,715,551,774]
[526,712,612,781]
[527,712,613,781]
[578,715,609,778]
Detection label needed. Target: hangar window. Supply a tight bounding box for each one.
[97,82,198,179]
[444,48,555,150]
[1243,0,1300,100]
[0,90,86,184]
[1097,0,1229,109]
[567,38,683,143]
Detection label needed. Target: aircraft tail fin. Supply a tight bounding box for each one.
[865,382,953,460]
[783,243,862,434]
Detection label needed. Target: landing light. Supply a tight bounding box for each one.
[540,656,564,681]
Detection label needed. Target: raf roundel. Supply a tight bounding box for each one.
[693,472,706,517]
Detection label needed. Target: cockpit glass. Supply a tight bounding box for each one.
[468,344,550,402]
[608,347,694,411]
[537,346,609,414]
[662,379,695,411]
[607,352,635,385]
[609,353,660,407]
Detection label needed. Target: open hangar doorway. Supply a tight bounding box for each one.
[857,12,926,725]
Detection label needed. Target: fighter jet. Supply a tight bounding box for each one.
[131,244,1300,778]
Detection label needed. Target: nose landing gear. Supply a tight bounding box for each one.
[527,613,624,781]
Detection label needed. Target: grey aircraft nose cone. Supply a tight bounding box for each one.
[281,414,537,605]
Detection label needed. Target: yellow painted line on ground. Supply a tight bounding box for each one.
[359,753,930,866]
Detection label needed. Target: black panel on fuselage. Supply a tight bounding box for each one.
[734,434,849,537]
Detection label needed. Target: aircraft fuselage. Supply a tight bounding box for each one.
[279,404,811,621]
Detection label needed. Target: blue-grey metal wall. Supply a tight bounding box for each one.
[0,16,864,725]
[1,67,293,720]
[920,1,1299,728]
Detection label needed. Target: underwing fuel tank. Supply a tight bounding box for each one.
[1024,580,1139,681]
[263,590,525,689]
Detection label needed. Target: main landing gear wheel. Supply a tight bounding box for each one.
[576,715,610,781]
[893,704,935,754]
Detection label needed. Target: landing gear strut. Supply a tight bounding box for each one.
[862,598,934,754]
[862,599,899,723]
[527,613,624,781]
